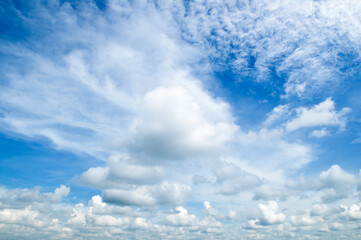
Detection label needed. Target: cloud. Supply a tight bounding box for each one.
[81,154,190,206]
[166,0,361,97]
[102,181,191,206]
[124,84,238,160]
[340,203,361,220]
[246,201,286,228]
[0,207,45,228]
[264,105,290,127]
[0,185,69,208]
[286,98,350,132]
[81,154,164,188]
[310,128,329,138]
[1,1,361,239]
[291,212,322,227]
[165,206,196,226]
[215,162,262,195]
[287,165,358,202]
[237,128,313,171]
[258,201,286,225]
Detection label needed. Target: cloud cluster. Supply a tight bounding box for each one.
[0,0,360,239]
[81,154,191,206]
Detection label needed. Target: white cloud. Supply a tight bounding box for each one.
[291,212,322,226]
[264,105,290,126]
[310,128,329,138]
[237,128,313,172]
[67,203,86,226]
[319,165,356,190]
[246,201,286,228]
[286,98,350,132]
[0,185,69,208]
[81,154,190,206]
[203,201,220,218]
[340,203,361,220]
[216,162,262,195]
[1,1,361,239]
[102,181,191,206]
[287,165,358,202]
[167,0,361,97]
[81,154,164,188]
[0,207,45,228]
[258,201,286,225]
[125,84,238,160]
[165,206,196,226]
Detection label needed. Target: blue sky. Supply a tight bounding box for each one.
[1,0,361,239]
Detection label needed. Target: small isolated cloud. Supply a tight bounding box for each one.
[286,98,350,132]
[310,128,329,138]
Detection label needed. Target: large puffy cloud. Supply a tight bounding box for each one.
[124,84,238,160]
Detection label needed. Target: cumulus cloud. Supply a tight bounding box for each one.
[0,207,45,228]
[165,206,196,226]
[0,185,69,208]
[81,154,164,188]
[340,203,361,220]
[246,201,285,228]
[286,98,350,132]
[287,165,358,202]
[1,1,361,239]
[291,212,322,227]
[103,181,191,206]
[124,84,238,160]
[81,154,190,206]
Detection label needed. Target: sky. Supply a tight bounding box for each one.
[1,0,361,239]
